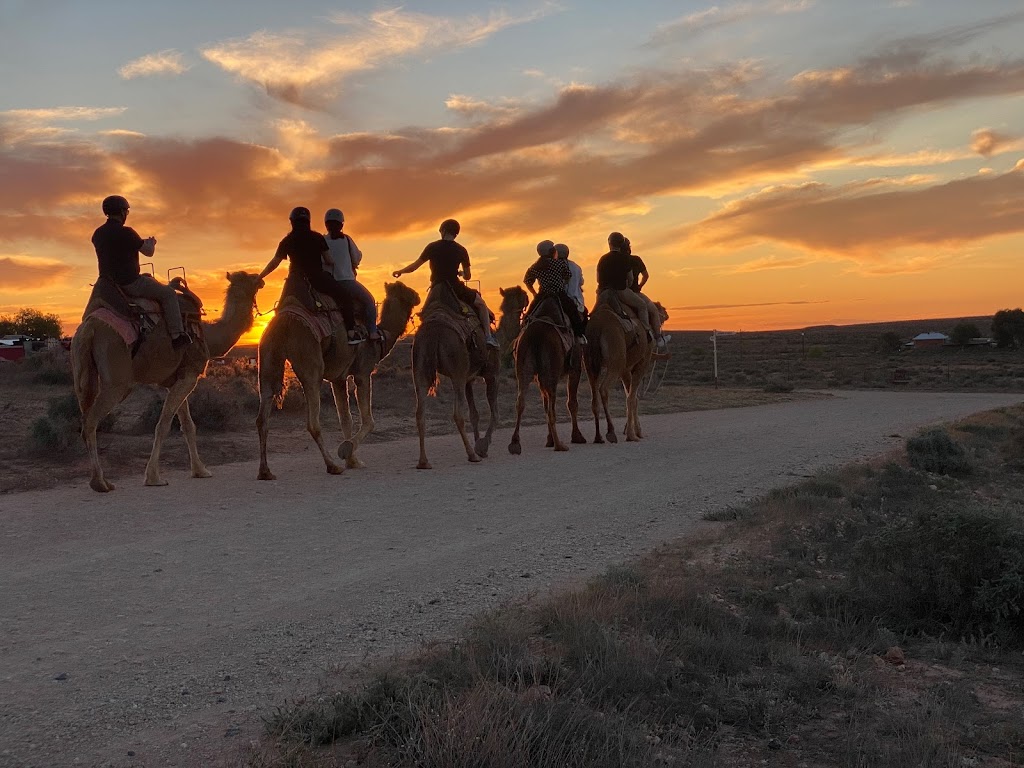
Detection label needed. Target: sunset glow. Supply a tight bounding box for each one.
[2,1,1023,336]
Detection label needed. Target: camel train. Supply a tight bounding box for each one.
[73,202,669,491]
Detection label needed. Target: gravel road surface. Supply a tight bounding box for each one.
[2,390,1022,767]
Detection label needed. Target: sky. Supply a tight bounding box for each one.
[1,0,1023,341]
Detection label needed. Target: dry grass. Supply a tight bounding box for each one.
[252,405,1024,768]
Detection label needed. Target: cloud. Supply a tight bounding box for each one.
[119,50,189,79]
[201,7,553,108]
[445,94,521,120]
[4,15,1024,259]
[651,0,814,45]
[971,127,1021,157]
[669,300,827,311]
[722,255,820,274]
[688,165,1024,255]
[0,256,74,288]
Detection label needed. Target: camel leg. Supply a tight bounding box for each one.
[590,370,605,445]
[346,376,374,473]
[601,380,618,443]
[631,367,645,439]
[478,373,498,459]
[332,377,358,468]
[568,355,586,444]
[623,371,640,442]
[451,378,482,463]
[543,381,568,452]
[82,382,130,493]
[256,348,285,481]
[144,377,199,486]
[465,380,481,442]
[508,373,529,456]
[298,370,344,476]
[176,399,212,479]
[414,379,431,470]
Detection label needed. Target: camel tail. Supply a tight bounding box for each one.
[414,339,441,397]
[71,323,100,427]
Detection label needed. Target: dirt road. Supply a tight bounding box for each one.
[2,390,1022,767]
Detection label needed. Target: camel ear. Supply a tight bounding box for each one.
[500,287,506,297]
[226,271,231,280]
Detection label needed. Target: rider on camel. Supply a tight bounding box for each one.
[91,195,192,350]
[523,240,587,344]
[392,218,499,348]
[258,206,362,345]
[595,231,668,350]
[322,208,381,344]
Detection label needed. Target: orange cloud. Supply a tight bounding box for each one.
[201,7,553,108]
[119,50,188,79]
[688,166,1024,254]
[0,256,74,288]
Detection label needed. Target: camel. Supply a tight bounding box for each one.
[495,286,529,368]
[508,294,585,454]
[411,283,499,469]
[584,295,670,444]
[71,271,266,492]
[256,281,421,480]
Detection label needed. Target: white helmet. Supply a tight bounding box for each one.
[324,208,344,223]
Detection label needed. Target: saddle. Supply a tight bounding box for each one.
[596,289,646,338]
[276,276,370,344]
[520,293,576,358]
[419,282,489,366]
[82,277,204,353]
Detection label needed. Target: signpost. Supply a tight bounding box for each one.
[711,329,737,389]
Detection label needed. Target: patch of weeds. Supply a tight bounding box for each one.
[906,428,973,475]
[702,505,748,521]
[763,378,794,393]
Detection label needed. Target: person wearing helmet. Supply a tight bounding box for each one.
[596,231,665,347]
[322,208,380,342]
[257,206,362,345]
[522,240,586,343]
[554,242,588,331]
[392,219,499,348]
[624,237,670,348]
[91,195,191,349]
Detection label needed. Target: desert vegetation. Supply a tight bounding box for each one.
[248,405,1024,767]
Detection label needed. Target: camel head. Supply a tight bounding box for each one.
[498,286,529,318]
[383,280,421,310]
[226,270,265,296]
[654,301,669,326]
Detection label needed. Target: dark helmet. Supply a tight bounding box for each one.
[439,218,460,237]
[101,195,130,216]
[289,206,311,221]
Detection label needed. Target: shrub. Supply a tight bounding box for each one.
[29,416,78,454]
[844,503,1024,643]
[764,378,794,393]
[28,348,73,385]
[185,378,242,432]
[906,428,973,475]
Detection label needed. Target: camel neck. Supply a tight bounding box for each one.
[203,286,256,358]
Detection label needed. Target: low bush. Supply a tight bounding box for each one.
[906,428,973,474]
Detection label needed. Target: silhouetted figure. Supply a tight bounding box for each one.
[523,240,587,342]
[392,218,499,348]
[91,195,191,349]
[322,208,380,342]
[595,231,666,349]
[258,206,362,344]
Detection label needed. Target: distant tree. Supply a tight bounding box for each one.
[0,308,63,339]
[991,309,1024,349]
[878,331,903,354]
[950,322,981,348]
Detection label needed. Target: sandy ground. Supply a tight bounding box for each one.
[1,390,1022,768]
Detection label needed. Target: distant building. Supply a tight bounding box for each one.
[911,332,949,349]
